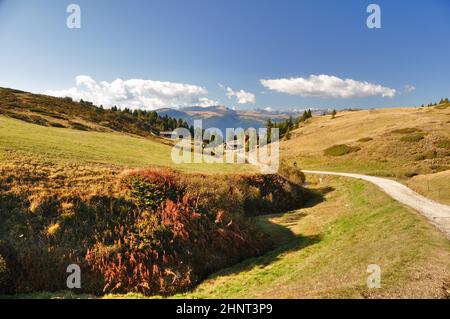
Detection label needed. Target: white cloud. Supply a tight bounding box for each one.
[196,97,219,107]
[225,86,256,104]
[260,74,396,99]
[44,75,211,110]
[403,85,416,93]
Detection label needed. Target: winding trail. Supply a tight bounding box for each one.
[303,170,450,239]
[234,148,450,239]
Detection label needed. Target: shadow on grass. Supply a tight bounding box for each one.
[195,186,333,282]
[199,228,321,281]
[303,186,335,208]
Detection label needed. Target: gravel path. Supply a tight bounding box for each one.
[303,170,450,239]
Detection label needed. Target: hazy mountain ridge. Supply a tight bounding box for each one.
[156,105,327,132]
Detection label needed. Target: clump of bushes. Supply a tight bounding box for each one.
[29,115,48,126]
[278,162,306,185]
[48,122,66,128]
[391,127,422,134]
[0,167,310,296]
[324,144,361,156]
[3,111,32,123]
[404,171,419,178]
[436,138,450,150]
[86,193,268,295]
[86,168,309,295]
[414,150,437,161]
[68,121,90,131]
[400,133,425,142]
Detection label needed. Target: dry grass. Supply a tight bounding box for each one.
[281,106,450,201]
[407,170,450,206]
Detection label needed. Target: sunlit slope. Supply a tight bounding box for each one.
[407,170,450,206]
[281,106,450,178]
[0,116,251,173]
[172,175,450,299]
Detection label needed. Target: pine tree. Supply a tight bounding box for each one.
[331,109,337,119]
[288,116,293,129]
[284,128,291,140]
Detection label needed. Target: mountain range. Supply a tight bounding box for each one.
[156,105,326,132]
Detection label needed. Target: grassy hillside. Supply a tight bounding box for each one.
[0,115,251,174]
[281,105,450,202]
[10,174,450,299]
[164,175,450,299]
[0,87,189,138]
[282,106,450,176]
[1,167,310,295]
[407,170,450,206]
[1,85,449,299]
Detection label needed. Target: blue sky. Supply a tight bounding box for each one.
[0,0,449,111]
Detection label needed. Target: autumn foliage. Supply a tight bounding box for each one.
[0,167,309,295]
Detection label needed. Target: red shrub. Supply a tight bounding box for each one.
[86,192,269,295]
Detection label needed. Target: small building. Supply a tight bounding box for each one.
[159,131,175,138]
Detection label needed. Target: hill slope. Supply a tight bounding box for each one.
[11,174,450,299]
[280,106,450,203]
[110,175,450,299]
[0,87,188,138]
[0,116,251,174]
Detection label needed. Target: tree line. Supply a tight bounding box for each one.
[421,97,449,107]
[266,109,313,140]
[79,99,191,134]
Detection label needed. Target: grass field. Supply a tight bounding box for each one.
[282,106,450,174]
[407,170,450,206]
[0,115,252,174]
[9,174,450,299]
[281,105,450,203]
[162,175,450,299]
[1,103,450,299]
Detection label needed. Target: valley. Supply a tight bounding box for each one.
[0,89,449,299]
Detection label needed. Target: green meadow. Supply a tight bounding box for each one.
[0,115,252,174]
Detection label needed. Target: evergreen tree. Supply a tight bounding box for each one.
[331,109,337,119]
[284,128,291,140]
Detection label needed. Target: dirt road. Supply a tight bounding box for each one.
[303,170,450,239]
